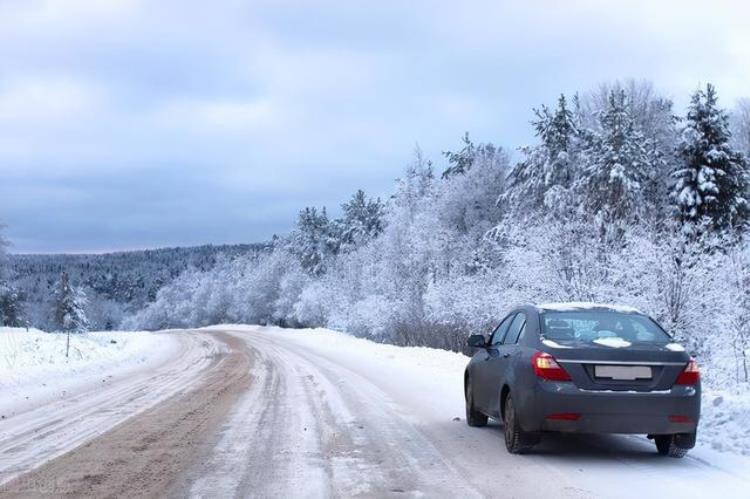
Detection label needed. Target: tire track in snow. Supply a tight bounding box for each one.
[186,329,483,498]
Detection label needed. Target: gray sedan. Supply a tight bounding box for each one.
[464,303,700,457]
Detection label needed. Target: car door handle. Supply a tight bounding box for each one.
[502,353,510,358]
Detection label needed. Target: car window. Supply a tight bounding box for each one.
[540,311,671,344]
[490,314,515,345]
[516,322,527,343]
[504,313,526,344]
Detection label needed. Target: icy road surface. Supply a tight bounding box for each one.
[1,326,749,498]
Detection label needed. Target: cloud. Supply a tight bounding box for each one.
[0,77,104,121]
[0,0,748,252]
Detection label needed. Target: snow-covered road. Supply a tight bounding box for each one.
[2,326,749,498]
[0,330,225,489]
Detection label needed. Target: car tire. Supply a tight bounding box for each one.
[503,394,539,454]
[465,378,488,427]
[654,434,691,458]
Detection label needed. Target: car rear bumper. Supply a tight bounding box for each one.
[519,381,700,436]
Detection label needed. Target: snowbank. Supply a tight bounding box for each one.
[700,390,750,455]
[0,327,176,416]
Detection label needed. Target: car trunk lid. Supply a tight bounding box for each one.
[547,342,690,391]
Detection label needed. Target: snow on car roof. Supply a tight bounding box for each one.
[536,302,642,314]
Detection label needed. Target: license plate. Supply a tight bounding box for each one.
[594,365,652,380]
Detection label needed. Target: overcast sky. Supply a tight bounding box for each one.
[1,0,748,253]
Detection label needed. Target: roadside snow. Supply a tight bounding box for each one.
[700,390,750,455]
[0,327,176,417]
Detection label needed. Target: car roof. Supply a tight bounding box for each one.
[534,302,642,314]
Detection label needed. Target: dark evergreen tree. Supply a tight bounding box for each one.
[441,132,476,178]
[672,84,750,232]
[0,224,23,327]
[442,133,499,180]
[0,282,24,327]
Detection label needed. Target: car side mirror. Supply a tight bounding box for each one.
[467,334,487,348]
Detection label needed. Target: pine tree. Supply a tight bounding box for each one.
[0,282,24,327]
[395,147,435,218]
[505,94,580,217]
[290,207,336,276]
[442,132,476,179]
[339,189,385,249]
[0,224,24,327]
[53,271,89,333]
[581,89,654,223]
[673,84,750,232]
[537,94,578,157]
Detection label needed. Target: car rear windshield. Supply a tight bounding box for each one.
[540,310,671,345]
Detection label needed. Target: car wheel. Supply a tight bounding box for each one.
[503,394,538,454]
[465,378,488,427]
[654,434,691,458]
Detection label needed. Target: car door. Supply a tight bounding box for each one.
[480,313,527,417]
[500,312,528,392]
[474,313,516,415]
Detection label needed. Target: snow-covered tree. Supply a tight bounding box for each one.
[438,142,508,236]
[338,189,385,250]
[672,84,750,232]
[85,294,125,331]
[505,94,580,218]
[289,207,337,276]
[442,132,477,179]
[720,235,750,382]
[0,282,24,327]
[731,98,750,158]
[577,81,678,225]
[0,224,24,327]
[395,147,435,217]
[580,89,655,224]
[52,272,89,333]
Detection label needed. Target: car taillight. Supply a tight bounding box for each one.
[532,351,572,381]
[675,358,700,385]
